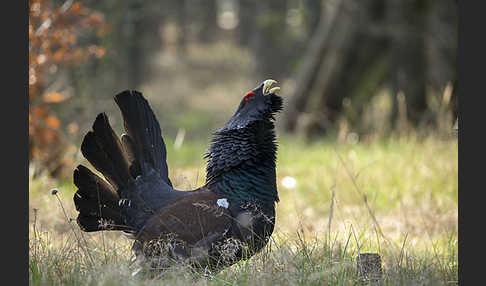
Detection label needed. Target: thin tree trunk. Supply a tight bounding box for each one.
[426,0,458,123]
[281,0,340,132]
[253,0,288,79]
[176,0,187,55]
[303,0,321,38]
[198,0,218,43]
[301,0,364,137]
[126,0,143,88]
[388,0,428,127]
[238,0,257,47]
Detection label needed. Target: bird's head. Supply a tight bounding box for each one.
[215,79,283,134]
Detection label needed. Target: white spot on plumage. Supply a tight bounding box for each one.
[217,198,229,209]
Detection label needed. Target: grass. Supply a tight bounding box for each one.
[29,135,457,285]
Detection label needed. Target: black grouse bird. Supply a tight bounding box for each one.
[73,80,283,273]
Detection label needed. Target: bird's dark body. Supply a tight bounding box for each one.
[73,81,282,273]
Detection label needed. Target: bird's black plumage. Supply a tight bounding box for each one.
[73,81,282,273]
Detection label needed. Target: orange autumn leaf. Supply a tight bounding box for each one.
[41,128,57,143]
[31,106,48,118]
[71,2,82,13]
[52,49,65,61]
[88,13,104,25]
[45,115,61,129]
[31,147,41,158]
[43,92,68,103]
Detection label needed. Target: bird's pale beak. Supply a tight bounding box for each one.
[262,79,280,95]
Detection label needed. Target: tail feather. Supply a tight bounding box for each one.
[81,113,132,190]
[73,165,133,232]
[73,164,119,206]
[121,134,136,163]
[114,90,172,187]
[121,133,142,179]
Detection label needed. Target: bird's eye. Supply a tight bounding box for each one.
[244,92,256,104]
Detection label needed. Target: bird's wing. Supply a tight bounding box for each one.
[136,190,233,262]
[138,190,232,243]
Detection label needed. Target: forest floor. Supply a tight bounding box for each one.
[29,135,458,285]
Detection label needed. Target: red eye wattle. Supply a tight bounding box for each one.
[245,92,256,104]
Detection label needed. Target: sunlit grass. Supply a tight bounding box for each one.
[29,135,457,285]
[276,135,457,242]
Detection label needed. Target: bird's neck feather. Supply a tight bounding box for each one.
[205,121,279,205]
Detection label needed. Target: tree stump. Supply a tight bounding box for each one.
[356,253,383,283]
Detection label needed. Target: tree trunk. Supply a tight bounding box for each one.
[282,0,386,137]
[198,0,218,43]
[126,0,143,88]
[303,0,322,38]
[176,0,187,54]
[303,1,382,137]
[238,0,257,47]
[387,0,428,127]
[281,0,339,132]
[253,0,288,80]
[426,0,458,123]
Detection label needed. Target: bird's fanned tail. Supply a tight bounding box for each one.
[74,90,177,233]
[74,112,135,232]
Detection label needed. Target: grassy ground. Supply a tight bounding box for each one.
[32,37,457,285]
[29,135,457,285]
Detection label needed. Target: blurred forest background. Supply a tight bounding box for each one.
[29,0,458,178]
